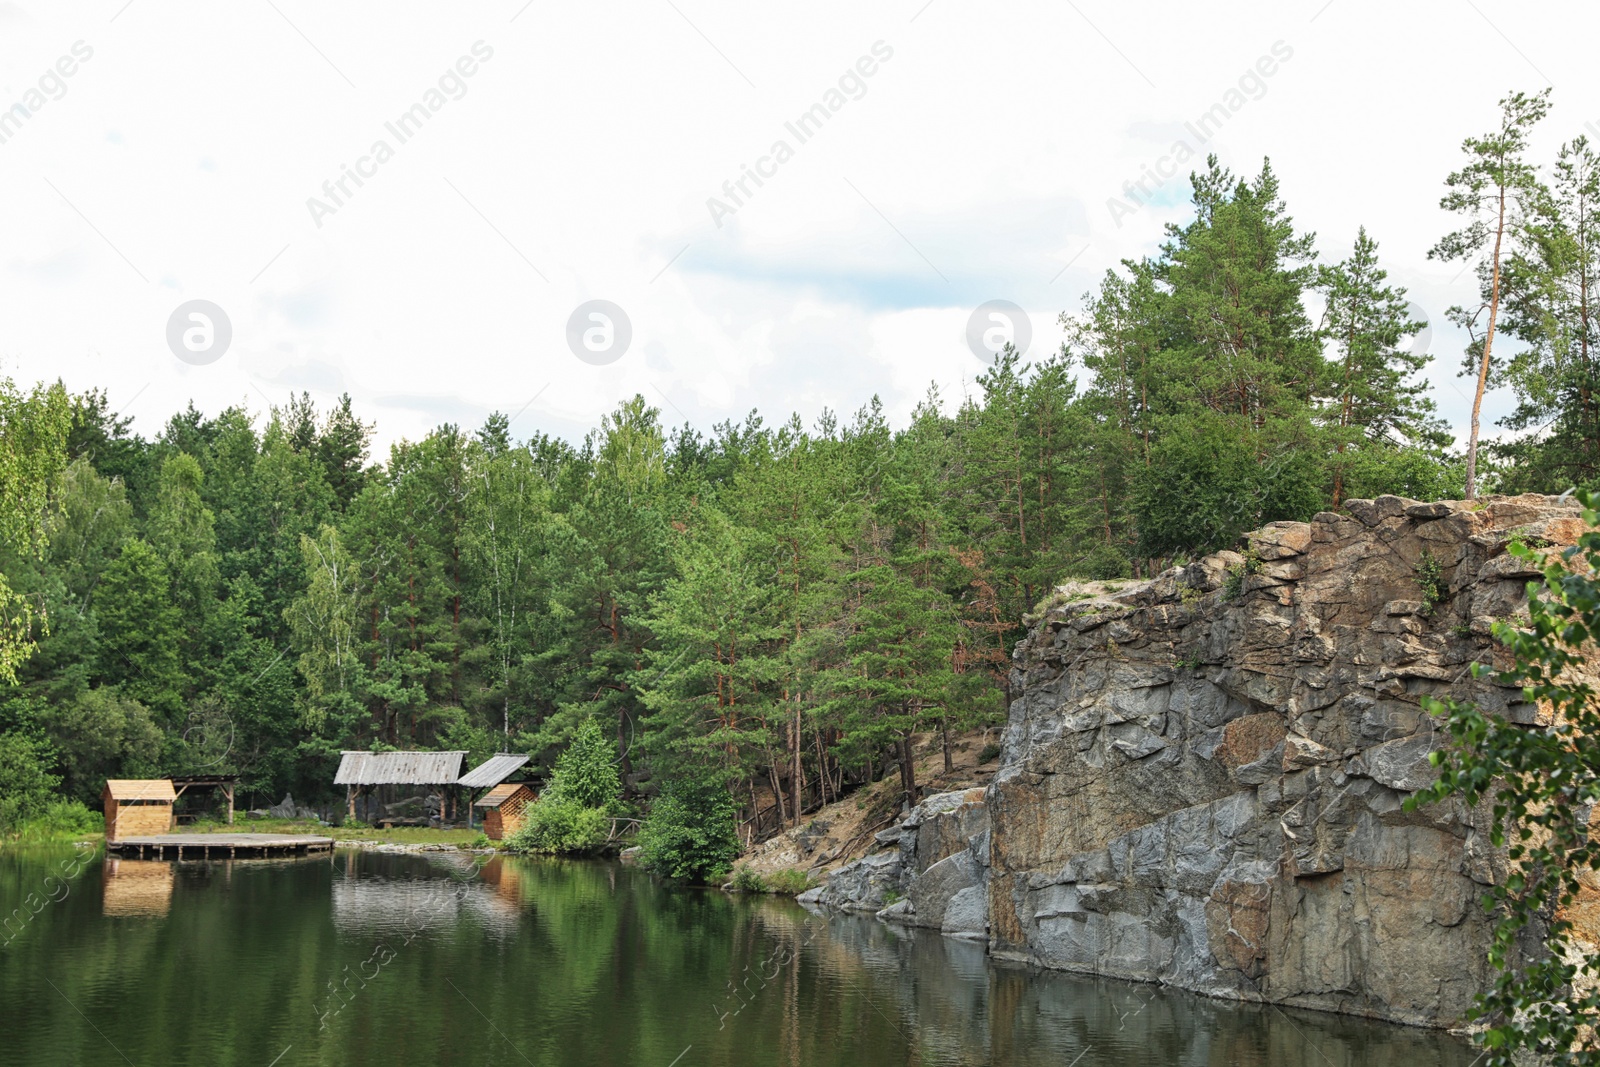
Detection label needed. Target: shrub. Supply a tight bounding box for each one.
[1221,548,1262,601]
[637,775,740,883]
[1415,549,1445,614]
[977,742,1002,764]
[729,866,767,892]
[506,795,608,855]
[764,868,813,895]
[9,798,102,842]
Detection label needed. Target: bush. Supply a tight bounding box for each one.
[764,868,814,895]
[729,866,814,895]
[637,776,740,883]
[730,865,766,892]
[9,798,102,842]
[506,795,608,855]
[977,742,1002,764]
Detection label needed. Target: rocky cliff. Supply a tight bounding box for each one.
[805,493,1590,1028]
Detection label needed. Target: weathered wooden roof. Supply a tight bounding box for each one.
[334,751,465,786]
[473,782,535,808]
[458,753,531,790]
[104,779,177,802]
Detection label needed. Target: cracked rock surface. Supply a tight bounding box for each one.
[813,493,1587,1028]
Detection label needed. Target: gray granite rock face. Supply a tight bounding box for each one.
[816,494,1588,1029]
[985,494,1588,1028]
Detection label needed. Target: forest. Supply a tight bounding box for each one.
[2,89,1596,843]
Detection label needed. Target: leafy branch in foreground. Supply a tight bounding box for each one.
[1408,489,1600,1065]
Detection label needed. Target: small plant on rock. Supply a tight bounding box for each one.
[1416,549,1445,614]
[1221,549,1262,601]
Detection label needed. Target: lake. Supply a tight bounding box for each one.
[0,845,1478,1066]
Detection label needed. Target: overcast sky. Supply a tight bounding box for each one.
[1,0,1594,454]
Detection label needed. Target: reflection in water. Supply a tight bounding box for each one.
[100,858,173,917]
[0,848,1479,1067]
[330,867,521,940]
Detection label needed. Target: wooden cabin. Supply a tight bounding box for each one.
[103,779,177,842]
[473,783,535,841]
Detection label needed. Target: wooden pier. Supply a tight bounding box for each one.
[104,833,334,859]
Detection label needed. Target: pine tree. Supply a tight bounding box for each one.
[1430,88,1553,498]
[1496,135,1600,489]
[1316,227,1440,504]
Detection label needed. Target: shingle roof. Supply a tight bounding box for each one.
[105,779,177,801]
[458,753,531,790]
[473,782,535,809]
[333,751,465,786]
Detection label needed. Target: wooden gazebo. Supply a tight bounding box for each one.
[171,774,239,825]
[333,751,466,824]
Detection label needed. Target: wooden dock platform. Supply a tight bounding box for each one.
[105,834,334,859]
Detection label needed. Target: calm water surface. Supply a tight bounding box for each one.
[0,845,1477,1066]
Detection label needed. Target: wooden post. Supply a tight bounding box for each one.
[226,782,235,825]
[347,785,356,823]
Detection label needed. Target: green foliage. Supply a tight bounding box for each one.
[1429,88,1554,498]
[1408,488,1600,1065]
[977,742,1002,764]
[7,798,101,842]
[764,868,814,895]
[37,687,162,802]
[1221,549,1263,601]
[637,774,740,883]
[730,866,813,895]
[505,795,609,855]
[548,717,622,811]
[0,732,61,832]
[0,378,72,683]
[729,865,766,892]
[1416,549,1445,615]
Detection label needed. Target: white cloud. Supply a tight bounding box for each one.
[0,0,1590,452]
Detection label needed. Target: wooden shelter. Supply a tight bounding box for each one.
[458,753,533,832]
[473,782,536,841]
[170,774,239,825]
[103,779,176,842]
[334,750,466,823]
